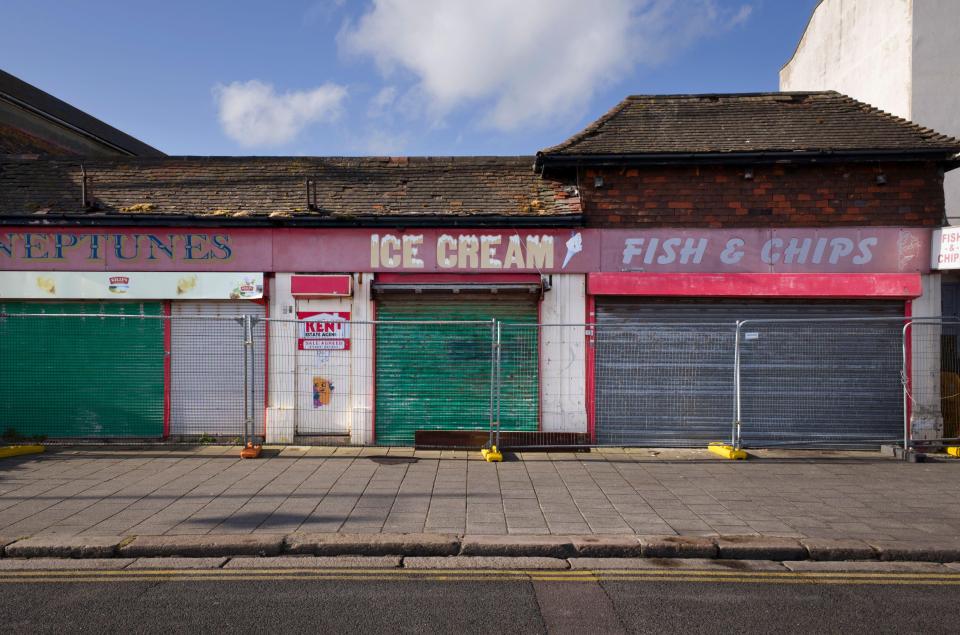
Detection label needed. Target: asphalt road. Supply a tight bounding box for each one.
[0,568,956,634]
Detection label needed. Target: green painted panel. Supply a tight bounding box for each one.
[0,302,165,438]
[375,296,538,446]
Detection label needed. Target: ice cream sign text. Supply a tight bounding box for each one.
[369,233,584,271]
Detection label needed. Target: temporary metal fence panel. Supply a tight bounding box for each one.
[903,318,960,450]
[0,309,262,443]
[595,299,904,448]
[593,321,736,447]
[170,302,265,438]
[6,308,953,453]
[373,295,538,446]
[0,305,166,440]
[735,318,904,448]
[264,318,505,447]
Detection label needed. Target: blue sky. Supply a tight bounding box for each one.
[1,0,821,157]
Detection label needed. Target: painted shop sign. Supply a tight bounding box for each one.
[603,228,928,274]
[0,227,931,274]
[297,311,351,350]
[931,227,960,270]
[0,271,264,300]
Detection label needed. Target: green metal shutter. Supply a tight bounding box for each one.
[0,302,165,439]
[375,295,538,446]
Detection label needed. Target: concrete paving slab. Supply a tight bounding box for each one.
[783,560,949,573]
[225,556,402,569]
[118,534,285,557]
[460,535,576,558]
[638,535,717,558]
[5,535,124,559]
[0,558,135,570]
[127,557,228,570]
[568,558,787,572]
[403,556,569,570]
[285,533,459,557]
[5,447,960,551]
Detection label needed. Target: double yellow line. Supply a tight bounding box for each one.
[1,568,959,585]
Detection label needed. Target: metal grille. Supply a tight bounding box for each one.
[0,309,261,444]
[0,304,165,441]
[264,318,503,447]
[2,307,952,455]
[594,321,736,447]
[904,318,960,450]
[736,318,904,448]
[170,302,265,439]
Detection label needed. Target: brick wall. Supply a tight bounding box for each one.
[582,162,945,228]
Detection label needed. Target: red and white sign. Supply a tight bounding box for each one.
[297,311,351,350]
[931,227,960,270]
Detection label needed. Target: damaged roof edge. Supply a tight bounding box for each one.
[0,212,584,229]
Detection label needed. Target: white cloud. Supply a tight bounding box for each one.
[340,0,753,131]
[367,86,398,118]
[362,127,409,155]
[214,80,347,147]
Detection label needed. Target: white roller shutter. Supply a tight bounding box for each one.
[170,301,266,437]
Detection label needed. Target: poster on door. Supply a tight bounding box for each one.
[297,311,351,350]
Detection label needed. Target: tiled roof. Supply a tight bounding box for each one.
[0,69,164,157]
[0,156,580,222]
[539,91,960,160]
[0,123,73,157]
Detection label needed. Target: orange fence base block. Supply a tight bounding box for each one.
[240,443,262,459]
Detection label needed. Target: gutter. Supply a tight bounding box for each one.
[0,213,584,229]
[535,149,960,171]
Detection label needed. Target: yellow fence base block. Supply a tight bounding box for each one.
[946,447,960,458]
[0,445,45,459]
[239,443,262,459]
[481,446,503,462]
[708,443,748,460]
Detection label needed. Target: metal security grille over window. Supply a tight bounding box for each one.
[1,310,958,458]
[0,307,264,444]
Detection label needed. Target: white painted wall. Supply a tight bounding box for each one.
[912,0,960,224]
[781,0,960,225]
[266,273,295,443]
[911,273,944,440]
[780,0,914,119]
[539,274,587,433]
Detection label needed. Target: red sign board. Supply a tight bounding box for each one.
[0,226,931,274]
[297,311,351,350]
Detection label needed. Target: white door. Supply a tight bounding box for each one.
[170,301,266,436]
[295,298,352,436]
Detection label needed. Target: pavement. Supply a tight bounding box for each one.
[3,446,960,632]
[2,445,959,543]
[1,560,958,634]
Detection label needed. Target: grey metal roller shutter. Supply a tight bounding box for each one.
[170,301,266,437]
[594,298,904,448]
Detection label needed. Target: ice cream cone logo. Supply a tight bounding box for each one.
[562,232,582,269]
